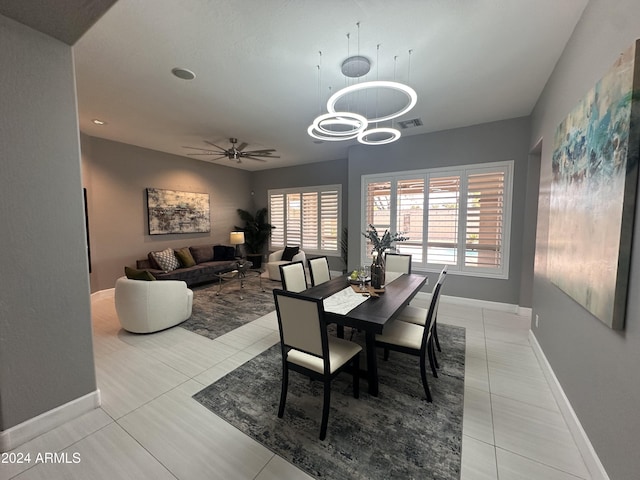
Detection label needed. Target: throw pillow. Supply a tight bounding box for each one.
[281,245,300,261]
[175,247,196,267]
[189,245,214,264]
[124,266,156,281]
[213,245,228,261]
[150,248,180,272]
[225,245,236,260]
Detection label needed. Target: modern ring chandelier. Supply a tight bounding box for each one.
[307,24,417,146]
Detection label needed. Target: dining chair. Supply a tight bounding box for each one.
[308,256,331,287]
[273,289,361,440]
[384,252,412,274]
[397,265,447,354]
[279,261,308,292]
[374,279,444,401]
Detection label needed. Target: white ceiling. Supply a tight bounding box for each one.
[71,0,589,171]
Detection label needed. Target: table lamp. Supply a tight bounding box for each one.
[230,231,245,258]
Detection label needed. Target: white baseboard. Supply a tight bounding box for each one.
[0,390,101,452]
[91,288,114,301]
[414,291,525,314]
[529,331,610,480]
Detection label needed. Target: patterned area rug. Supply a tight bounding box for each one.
[180,274,281,340]
[193,324,465,480]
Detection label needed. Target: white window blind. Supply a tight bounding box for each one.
[396,179,424,263]
[362,161,512,279]
[427,175,460,265]
[269,185,342,255]
[465,171,505,269]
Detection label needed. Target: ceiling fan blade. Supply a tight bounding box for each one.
[244,148,276,154]
[243,153,280,158]
[204,140,228,151]
[188,153,220,156]
[206,156,227,162]
[183,146,221,152]
[236,142,248,151]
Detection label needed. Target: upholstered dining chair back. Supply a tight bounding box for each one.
[273,289,361,440]
[385,253,412,274]
[308,256,331,287]
[274,290,324,357]
[279,261,308,292]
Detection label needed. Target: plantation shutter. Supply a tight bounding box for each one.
[269,185,341,254]
[302,192,318,250]
[269,193,285,248]
[396,178,424,262]
[286,193,301,246]
[320,189,339,251]
[465,171,505,268]
[364,180,392,255]
[427,175,460,265]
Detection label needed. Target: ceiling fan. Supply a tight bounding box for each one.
[182,138,280,163]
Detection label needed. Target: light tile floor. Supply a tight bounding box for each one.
[2,293,592,480]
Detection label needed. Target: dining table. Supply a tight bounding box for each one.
[303,272,428,396]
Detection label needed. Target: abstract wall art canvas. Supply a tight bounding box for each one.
[548,40,640,330]
[147,188,210,235]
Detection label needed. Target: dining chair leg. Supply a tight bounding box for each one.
[383,347,390,361]
[278,363,289,418]
[428,341,438,378]
[433,321,442,352]
[352,354,360,399]
[419,352,433,402]
[320,379,331,440]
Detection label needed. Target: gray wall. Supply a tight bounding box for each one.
[81,135,254,292]
[530,1,640,478]
[251,158,349,271]
[348,117,532,304]
[0,16,96,430]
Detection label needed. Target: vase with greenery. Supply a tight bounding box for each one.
[362,224,409,288]
[235,207,275,268]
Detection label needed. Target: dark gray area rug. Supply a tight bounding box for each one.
[180,275,281,340]
[193,324,465,480]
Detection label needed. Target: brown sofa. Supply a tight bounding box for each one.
[134,244,238,287]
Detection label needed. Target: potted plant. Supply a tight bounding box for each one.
[235,207,275,269]
[362,224,409,288]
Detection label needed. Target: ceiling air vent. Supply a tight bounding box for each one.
[397,118,423,129]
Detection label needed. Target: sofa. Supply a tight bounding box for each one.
[266,247,306,281]
[132,244,238,287]
[115,277,193,333]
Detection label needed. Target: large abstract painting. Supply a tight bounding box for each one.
[548,40,640,330]
[147,188,210,235]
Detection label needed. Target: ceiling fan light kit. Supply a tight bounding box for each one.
[308,24,417,146]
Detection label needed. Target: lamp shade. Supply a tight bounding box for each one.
[230,231,245,245]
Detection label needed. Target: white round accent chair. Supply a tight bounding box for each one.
[114,277,193,333]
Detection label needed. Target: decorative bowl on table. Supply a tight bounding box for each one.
[348,277,370,285]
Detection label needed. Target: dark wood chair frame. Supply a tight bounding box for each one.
[375,281,443,402]
[273,289,360,440]
[307,255,331,287]
[384,252,412,274]
[278,260,307,292]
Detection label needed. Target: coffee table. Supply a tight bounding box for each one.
[215,260,264,299]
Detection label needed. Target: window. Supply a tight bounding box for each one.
[362,161,513,278]
[269,185,341,255]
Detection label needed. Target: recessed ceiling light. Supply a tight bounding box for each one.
[171,67,196,80]
[92,119,107,125]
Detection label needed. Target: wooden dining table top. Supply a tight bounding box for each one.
[303,273,428,333]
